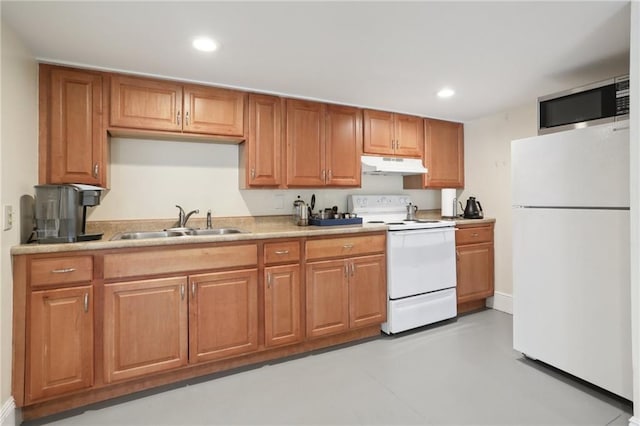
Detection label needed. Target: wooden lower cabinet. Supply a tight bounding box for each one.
[189,269,259,363]
[28,286,93,402]
[306,253,386,338]
[306,259,350,338]
[455,223,495,314]
[103,277,188,383]
[349,255,386,328]
[264,265,302,347]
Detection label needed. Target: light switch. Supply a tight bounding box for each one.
[3,205,13,231]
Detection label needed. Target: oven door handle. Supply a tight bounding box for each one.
[388,227,455,237]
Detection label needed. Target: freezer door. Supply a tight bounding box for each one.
[511,122,629,207]
[512,207,631,399]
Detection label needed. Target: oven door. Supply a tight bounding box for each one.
[387,227,456,299]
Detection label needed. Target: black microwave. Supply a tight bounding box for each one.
[538,75,629,135]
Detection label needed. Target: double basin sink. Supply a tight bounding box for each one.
[111,227,246,241]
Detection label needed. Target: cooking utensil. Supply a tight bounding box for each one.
[406,203,418,220]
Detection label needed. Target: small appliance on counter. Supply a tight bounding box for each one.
[34,184,104,243]
[461,196,483,219]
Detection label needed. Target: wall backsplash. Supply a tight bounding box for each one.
[88,137,441,221]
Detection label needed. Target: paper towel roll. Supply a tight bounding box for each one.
[441,188,457,218]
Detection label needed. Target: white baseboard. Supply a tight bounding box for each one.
[629,416,640,426]
[0,397,18,426]
[486,291,513,314]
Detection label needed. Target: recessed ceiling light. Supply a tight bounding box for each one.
[192,37,218,52]
[437,88,455,98]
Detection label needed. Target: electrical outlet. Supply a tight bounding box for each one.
[3,205,13,231]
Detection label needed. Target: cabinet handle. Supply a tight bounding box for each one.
[191,282,196,298]
[93,163,99,178]
[328,169,332,182]
[472,233,479,237]
[251,168,256,179]
[456,250,460,261]
[344,263,349,278]
[350,262,355,277]
[274,250,289,255]
[185,111,190,126]
[51,268,76,274]
[321,169,326,182]
[180,284,185,300]
[83,293,89,313]
[343,244,354,249]
[177,110,181,125]
[267,273,272,288]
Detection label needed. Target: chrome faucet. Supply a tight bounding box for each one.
[206,209,212,229]
[175,205,199,228]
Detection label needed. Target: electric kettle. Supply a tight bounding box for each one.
[463,197,483,219]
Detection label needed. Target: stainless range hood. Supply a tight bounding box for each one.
[361,155,428,175]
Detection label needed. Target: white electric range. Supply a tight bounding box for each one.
[348,195,458,334]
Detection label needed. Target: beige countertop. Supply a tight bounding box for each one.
[11,211,495,256]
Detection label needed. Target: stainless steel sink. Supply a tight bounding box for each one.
[110,228,246,241]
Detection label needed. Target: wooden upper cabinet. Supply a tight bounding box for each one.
[404,118,464,189]
[110,75,245,137]
[183,85,244,136]
[363,110,394,155]
[425,119,464,188]
[286,100,361,187]
[325,105,362,187]
[28,286,93,402]
[286,99,326,187]
[41,65,107,186]
[395,114,424,157]
[363,110,423,158]
[245,94,283,187]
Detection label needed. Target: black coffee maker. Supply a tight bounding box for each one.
[462,196,484,219]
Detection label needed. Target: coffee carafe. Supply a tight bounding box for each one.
[463,196,484,219]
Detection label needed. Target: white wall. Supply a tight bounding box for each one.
[459,102,537,299]
[90,137,441,221]
[0,21,38,423]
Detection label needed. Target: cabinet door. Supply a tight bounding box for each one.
[246,94,283,186]
[395,114,424,158]
[183,85,245,136]
[425,119,464,188]
[306,260,349,338]
[189,269,258,363]
[48,67,105,185]
[110,75,182,131]
[265,265,301,347]
[363,109,394,155]
[349,255,387,329]
[103,277,188,383]
[28,286,93,401]
[456,242,494,304]
[325,105,362,187]
[286,99,326,186]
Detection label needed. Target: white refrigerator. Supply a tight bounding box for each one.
[512,122,632,400]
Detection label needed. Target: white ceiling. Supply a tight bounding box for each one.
[1,1,631,123]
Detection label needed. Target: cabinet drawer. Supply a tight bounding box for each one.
[104,244,258,280]
[30,256,93,288]
[306,234,385,261]
[456,226,493,245]
[264,241,300,265]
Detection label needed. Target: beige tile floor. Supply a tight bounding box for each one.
[25,309,632,426]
